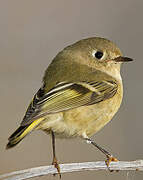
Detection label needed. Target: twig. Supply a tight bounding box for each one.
[0,160,143,180]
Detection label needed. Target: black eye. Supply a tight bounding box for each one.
[94,51,103,59]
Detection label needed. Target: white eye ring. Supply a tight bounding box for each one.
[92,50,104,60]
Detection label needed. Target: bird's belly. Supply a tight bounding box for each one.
[38,91,122,138]
[63,94,122,137]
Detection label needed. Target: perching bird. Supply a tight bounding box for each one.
[6,37,133,177]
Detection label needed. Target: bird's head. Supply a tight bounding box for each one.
[62,37,133,80]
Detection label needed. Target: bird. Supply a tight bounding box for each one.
[6,37,133,177]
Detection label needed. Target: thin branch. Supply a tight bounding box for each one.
[1,160,143,180]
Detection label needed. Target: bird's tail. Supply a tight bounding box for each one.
[6,118,44,149]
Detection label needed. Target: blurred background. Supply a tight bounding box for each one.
[0,0,143,179]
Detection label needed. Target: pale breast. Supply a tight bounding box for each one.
[62,82,123,137]
[39,82,123,138]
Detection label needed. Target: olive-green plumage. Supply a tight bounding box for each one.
[6,37,132,149]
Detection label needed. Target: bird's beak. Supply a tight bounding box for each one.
[113,56,133,62]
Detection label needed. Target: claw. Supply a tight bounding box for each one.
[52,157,61,178]
[105,155,118,172]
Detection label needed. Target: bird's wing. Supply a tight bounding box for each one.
[21,80,118,126]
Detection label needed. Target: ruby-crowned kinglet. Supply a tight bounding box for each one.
[6,37,133,177]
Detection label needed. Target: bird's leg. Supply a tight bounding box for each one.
[85,138,118,171]
[51,131,61,178]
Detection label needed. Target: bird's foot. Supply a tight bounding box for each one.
[52,157,61,178]
[105,155,118,172]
